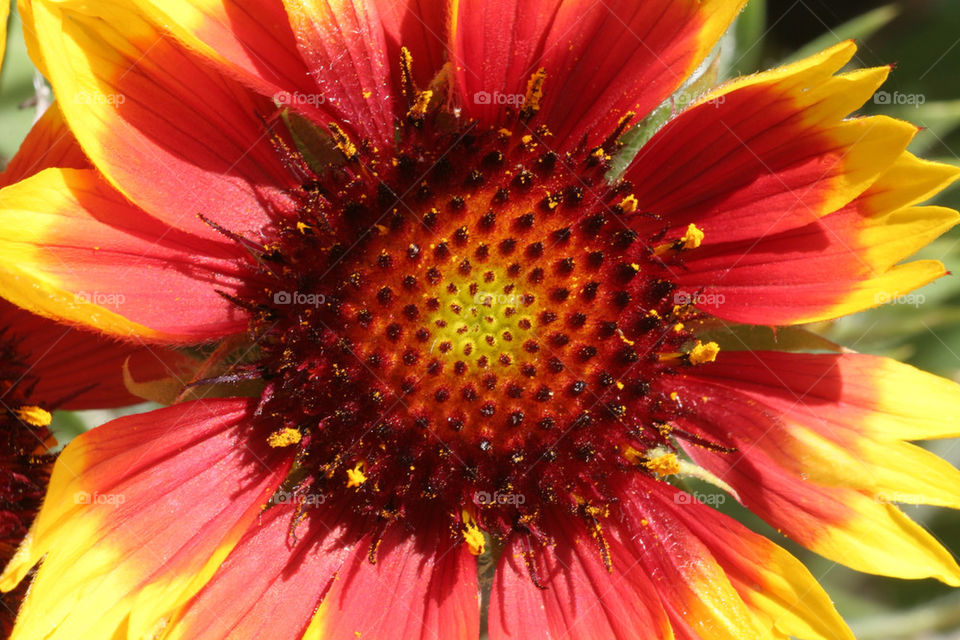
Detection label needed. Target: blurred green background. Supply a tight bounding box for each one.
[3,0,960,637]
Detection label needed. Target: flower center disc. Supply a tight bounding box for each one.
[330,177,639,451]
[240,100,701,537]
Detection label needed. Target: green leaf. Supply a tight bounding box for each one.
[280,108,344,174]
[0,3,39,165]
[730,0,767,75]
[697,323,845,353]
[782,5,899,66]
[49,410,88,449]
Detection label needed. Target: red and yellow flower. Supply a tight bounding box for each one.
[2,0,960,638]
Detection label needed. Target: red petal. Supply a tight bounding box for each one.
[451,0,743,149]
[616,485,767,639]
[668,153,958,325]
[626,44,912,244]
[164,500,358,640]
[2,399,294,640]
[132,0,315,104]
[282,0,398,151]
[489,509,671,640]
[450,0,563,125]
[376,0,449,88]
[0,299,190,409]
[668,351,960,584]
[688,350,960,442]
[623,477,852,639]
[306,516,479,640]
[0,168,247,341]
[32,1,294,242]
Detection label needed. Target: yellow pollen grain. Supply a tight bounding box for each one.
[615,381,624,390]
[296,221,312,234]
[362,90,372,99]
[521,134,533,145]
[399,46,415,97]
[622,446,642,464]
[645,452,680,477]
[15,405,51,427]
[328,122,358,159]
[267,427,302,448]
[498,128,513,137]
[584,502,609,519]
[407,89,433,119]
[673,322,684,332]
[609,111,636,143]
[680,223,705,249]
[669,391,680,402]
[461,510,486,555]
[346,462,368,488]
[688,340,720,365]
[522,67,546,116]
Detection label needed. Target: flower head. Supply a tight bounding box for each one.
[2,1,960,638]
